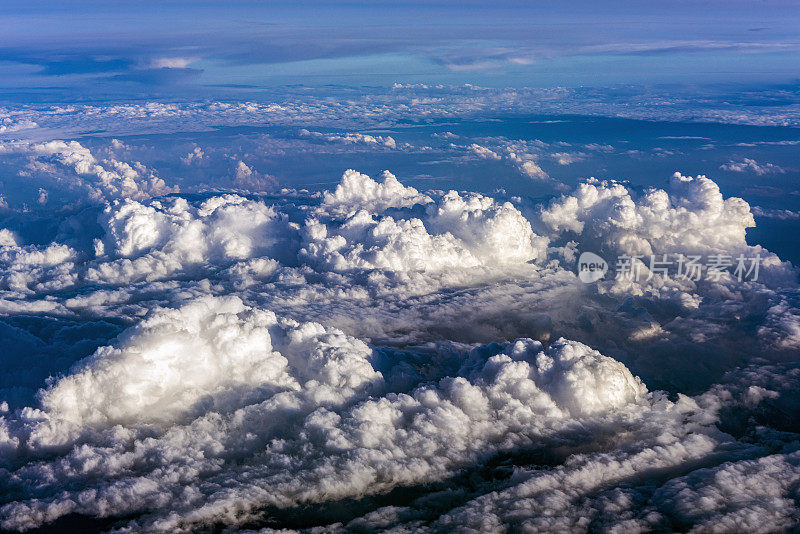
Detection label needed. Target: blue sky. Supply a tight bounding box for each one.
[1,0,799,98]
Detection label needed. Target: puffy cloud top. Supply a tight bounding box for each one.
[307,177,546,273]
[538,172,755,257]
[321,169,432,216]
[0,140,176,203]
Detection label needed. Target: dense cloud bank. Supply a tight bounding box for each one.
[0,169,798,532]
[3,85,800,145]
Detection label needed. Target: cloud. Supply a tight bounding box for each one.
[148,57,195,69]
[87,193,292,285]
[300,129,402,150]
[456,140,554,181]
[0,309,649,531]
[518,160,549,180]
[752,206,800,220]
[467,143,501,160]
[0,167,797,532]
[0,117,37,133]
[2,86,800,152]
[0,139,176,203]
[506,145,550,181]
[721,158,786,175]
[181,146,205,165]
[537,172,756,257]
[551,151,585,165]
[232,161,276,191]
[320,169,433,216]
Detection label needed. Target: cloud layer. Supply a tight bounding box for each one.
[0,167,798,532]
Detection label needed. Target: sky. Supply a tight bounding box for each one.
[1,3,800,533]
[1,0,799,98]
